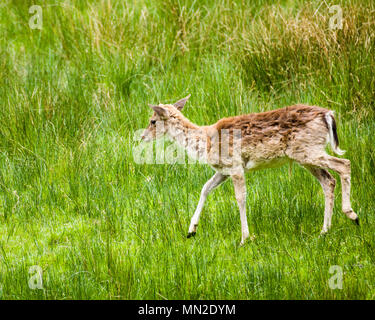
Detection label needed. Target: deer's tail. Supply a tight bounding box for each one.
[324,111,345,156]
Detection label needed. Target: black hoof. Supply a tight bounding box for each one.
[353,217,360,226]
[187,232,196,238]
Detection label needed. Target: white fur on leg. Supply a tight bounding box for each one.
[231,173,250,245]
[188,172,227,235]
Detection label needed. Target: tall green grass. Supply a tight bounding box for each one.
[0,0,374,299]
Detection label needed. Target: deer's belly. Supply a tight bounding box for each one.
[245,157,288,171]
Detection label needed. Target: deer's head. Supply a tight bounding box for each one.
[141,94,191,141]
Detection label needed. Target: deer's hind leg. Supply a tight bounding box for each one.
[304,165,336,234]
[295,152,358,226]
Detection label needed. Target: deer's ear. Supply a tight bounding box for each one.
[149,104,169,118]
[173,94,191,110]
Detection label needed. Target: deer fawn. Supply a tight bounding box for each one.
[141,95,358,245]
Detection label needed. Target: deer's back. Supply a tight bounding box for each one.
[209,104,330,171]
[214,104,328,134]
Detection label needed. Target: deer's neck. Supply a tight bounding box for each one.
[167,117,208,162]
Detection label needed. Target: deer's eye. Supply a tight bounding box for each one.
[150,120,156,125]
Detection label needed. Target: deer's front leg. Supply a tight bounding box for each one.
[187,172,227,238]
[231,173,249,245]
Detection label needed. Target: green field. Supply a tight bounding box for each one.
[0,0,375,299]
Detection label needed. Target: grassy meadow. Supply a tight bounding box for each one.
[0,0,375,299]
